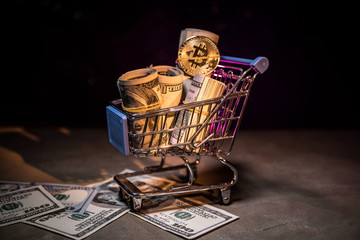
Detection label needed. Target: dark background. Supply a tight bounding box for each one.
[2,0,358,129]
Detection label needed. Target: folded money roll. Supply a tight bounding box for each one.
[152,65,184,109]
[117,68,163,113]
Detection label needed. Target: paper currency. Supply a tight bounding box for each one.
[0,186,64,227]
[178,28,219,48]
[152,65,184,109]
[184,74,207,103]
[43,183,98,214]
[117,68,162,113]
[91,175,128,208]
[133,197,238,239]
[121,170,239,238]
[25,177,129,239]
[170,75,226,146]
[127,115,161,150]
[148,65,184,146]
[24,170,174,240]
[21,169,238,239]
[117,68,164,149]
[129,174,238,240]
[177,36,220,77]
[182,76,193,100]
[26,203,128,240]
[0,181,98,214]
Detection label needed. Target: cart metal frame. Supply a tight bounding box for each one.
[106,56,269,210]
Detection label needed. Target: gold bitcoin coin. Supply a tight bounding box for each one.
[177,36,220,76]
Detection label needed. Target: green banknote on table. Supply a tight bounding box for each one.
[0,181,99,214]
[122,171,239,239]
[94,169,239,239]
[0,186,64,227]
[24,176,130,240]
[26,203,129,240]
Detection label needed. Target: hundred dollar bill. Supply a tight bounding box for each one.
[184,74,207,103]
[117,68,163,149]
[170,74,206,146]
[117,68,162,112]
[131,195,238,239]
[0,181,99,214]
[152,65,184,109]
[150,66,184,146]
[25,203,129,240]
[170,74,226,147]
[23,170,175,239]
[91,174,128,208]
[0,186,64,227]
[24,177,130,239]
[132,197,238,239]
[122,170,239,239]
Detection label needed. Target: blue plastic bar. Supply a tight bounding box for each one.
[221,55,269,74]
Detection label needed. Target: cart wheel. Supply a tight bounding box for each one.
[218,188,231,205]
[129,197,142,211]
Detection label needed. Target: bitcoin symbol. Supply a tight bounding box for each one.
[178,36,220,76]
[189,42,208,68]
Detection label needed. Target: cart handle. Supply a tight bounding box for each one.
[189,56,268,149]
[220,56,269,74]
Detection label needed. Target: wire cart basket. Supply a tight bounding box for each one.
[106,55,269,211]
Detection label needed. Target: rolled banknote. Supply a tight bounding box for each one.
[152,65,184,109]
[117,68,163,113]
[153,65,184,146]
[127,115,161,150]
[117,68,163,150]
[178,28,219,48]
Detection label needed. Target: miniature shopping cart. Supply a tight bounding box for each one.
[106,56,269,211]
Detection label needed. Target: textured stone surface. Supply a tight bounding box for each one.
[0,127,359,239]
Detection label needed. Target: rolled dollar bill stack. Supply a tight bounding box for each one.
[151,66,184,147]
[117,68,163,149]
[152,65,184,109]
[117,68,162,113]
[170,74,226,149]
